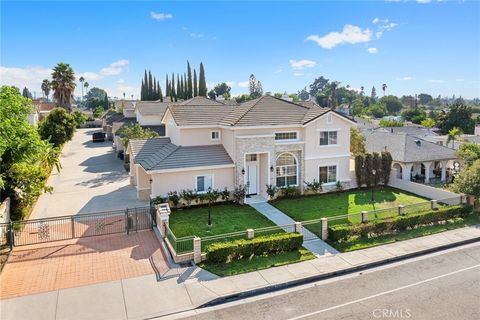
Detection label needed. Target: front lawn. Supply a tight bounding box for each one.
[199,248,315,277]
[169,203,275,238]
[270,187,427,223]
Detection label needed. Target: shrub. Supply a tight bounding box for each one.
[220,188,230,201]
[266,184,278,199]
[304,179,322,194]
[38,108,77,147]
[151,196,166,205]
[335,181,344,192]
[180,189,196,207]
[232,185,246,205]
[206,232,304,264]
[167,191,180,209]
[282,186,301,199]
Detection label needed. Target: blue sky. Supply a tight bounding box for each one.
[1,0,479,99]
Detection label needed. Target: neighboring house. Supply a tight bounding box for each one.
[127,96,356,200]
[32,101,57,121]
[364,131,458,183]
[27,111,39,125]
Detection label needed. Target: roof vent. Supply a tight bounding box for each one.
[415,140,421,147]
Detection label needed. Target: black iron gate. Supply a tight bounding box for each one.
[0,205,154,249]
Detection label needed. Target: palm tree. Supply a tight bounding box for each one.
[84,82,89,95]
[382,83,387,96]
[328,81,339,109]
[51,62,76,112]
[360,86,365,96]
[41,79,51,101]
[79,76,85,100]
[447,127,463,149]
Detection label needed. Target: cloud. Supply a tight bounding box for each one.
[417,0,432,3]
[100,59,129,76]
[372,18,380,24]
[238,81,249,88]
[78,72,103,81]
[189,33,204,38]
[396,76,415,81]
[150,12,173,21]
[289,59,317,70]
[274,68,283,74]
[0,66,52,94]
[117,78,125,84]
[293,72,312,77]
[367,47,378,54]
[373,18,399,39]
[428,79,444,83]
[306,24,372,49]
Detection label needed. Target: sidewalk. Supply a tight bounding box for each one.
[2,226,479,320]
[249,201,338,256]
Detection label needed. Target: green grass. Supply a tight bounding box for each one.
[270,187,427,222]
[169,203,275,238]
[329,214,480,252]
[199,248,316,277]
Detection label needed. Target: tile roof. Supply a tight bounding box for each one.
[129,138,233,172]
[169,105,235,126]
[135,101,175,117]
[180,96,225,106]
[364,131,457,163]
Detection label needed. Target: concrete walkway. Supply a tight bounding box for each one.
[2,226,479,320]
[248,201,338,256]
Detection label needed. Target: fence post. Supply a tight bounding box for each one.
[294,222,302,233]
[430,200,438,210]
[71,216,75,238]
[398,205,405,216]
[125,208,129,235]
[361,211,368,223]
[246,229,254,239]
[8,221,13,251]
[193,237,202,263]
[320,218,328,240]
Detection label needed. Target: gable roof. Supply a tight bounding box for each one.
[135,101,174,117]
[180,96,225,106]
[168,105,235,126]
[364,131,457,163]
[129,138,233,172]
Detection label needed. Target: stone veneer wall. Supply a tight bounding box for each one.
[275,143,305,192]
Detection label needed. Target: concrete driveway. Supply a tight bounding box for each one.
[31,128,148,219]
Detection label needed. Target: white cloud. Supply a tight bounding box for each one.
[372,18,380,24]
[0,66,52,94]
[367,47,379,54]
[376,31,383,39]
[189,33,204,38]
[238,81,249,88]
[396,76,415,81]
[289,59,317,70]
[428,79,444,83]
[100,59,129,76]
[274,68,283,74]
[117,78,125,84]
[417,0,432,3]
[78,72,103,81]
[306,24,372,49]
[150,12,173,21]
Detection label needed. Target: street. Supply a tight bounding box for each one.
[172,243,480,320]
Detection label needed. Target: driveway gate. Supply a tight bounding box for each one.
[0,206,153,248]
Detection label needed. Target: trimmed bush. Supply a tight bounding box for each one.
[328,205,473,242]
[206,232,303,264]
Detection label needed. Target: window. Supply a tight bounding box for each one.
[196,175,213,193]
[275,132,298,141]
[276,153,297,187]
[326,114,332,124]
[319,131,338,146]
[246,154,257,162]
[210,131,220,141]
[319,166,337,184]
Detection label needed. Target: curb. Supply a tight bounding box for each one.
[200,236,480,307]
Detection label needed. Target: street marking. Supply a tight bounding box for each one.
[288,264,480,320]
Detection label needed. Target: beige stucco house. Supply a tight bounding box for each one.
[127,96,356,200]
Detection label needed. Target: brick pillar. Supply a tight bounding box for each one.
[156,203,171,237]
[361,211,368,223]
[320,218,328,240]
[193,237,202,264]
[431,200,438,210]
[460,194,467,204]
[398,205,405,216]
[294,222,302,233]
[246,229,254,239]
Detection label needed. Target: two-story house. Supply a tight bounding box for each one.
[127,96,356,201]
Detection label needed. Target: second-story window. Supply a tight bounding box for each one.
[211,131,220,141]
[275,132,298,141]
[319,131,338,146]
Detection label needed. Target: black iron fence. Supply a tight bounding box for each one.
[0,206,153,249]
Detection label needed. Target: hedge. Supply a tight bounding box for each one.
[328,205,473,242]
[205,232,303,264]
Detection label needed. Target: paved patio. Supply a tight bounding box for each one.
[31,128,148,219]
[0,231,168,299]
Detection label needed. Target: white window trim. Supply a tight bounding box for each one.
[275,152,299,188]
[318,164,339,185]
[318,130,339,148]
[326,114,333,124]
[210,130,221,141]
[195,174,214,194]
[274,130,300,142]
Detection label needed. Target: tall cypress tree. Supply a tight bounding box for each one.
[165,74,170,97]
[142,70,148,101]
[187,61,193,98]
[179,75,184,100]
[148,71,153,100]
[193,69,198,97]
[140,79,145,101]
[184,73,188,99]
[171,73,177,102]
[153,76,158,99]
[177,74,181,101]
[198,62,207,96]
[158,81,163,102]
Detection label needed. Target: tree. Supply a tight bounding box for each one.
[382,83,387,96]
[447,127,463,149]
[370,86,377,101]
[350,99,366,116]
[451,160,480,210]
[437,103,475,134]
[350,127,366,156]
[354,154,365,188]
[193,69,198,97]
[103,93,109,109]
[207,90,216,100]
[298,87,309,101]
[366,103,387,118]
[84,87,108,109]
[165,74,170,97]
[326,81,339,109]
[41,79,51,101]
[456,143,480,166]
[309,76,329,97]
[93,106,103,118]
[22,87,33,99]
[418,93,433,105]
[379,95,402,115]
[401,107,427,124]
[187,61,193,99]
[379,119,404,127]
[116,124,159,148]
[158,80,163,102]
[79,76,85,99]
[380,152,393,185]
[51,62,76,112]
[83,81,89,95]
[249,74,263,98]
[171,73,177,102]
[421,118,436,133]
[72,110,87,127]
[38,108,77,147]
[212,82,231,99]
[198,62,207,96]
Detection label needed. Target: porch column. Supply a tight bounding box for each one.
[441,160,447,182]
[423,161,433,183]
[402,163,413,181]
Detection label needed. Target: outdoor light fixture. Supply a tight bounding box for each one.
[270,165,274,172]
[241,168,245,175]
[371,169,376,203]
[149,178,153,184]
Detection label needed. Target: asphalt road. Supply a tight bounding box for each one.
[174,243,480,320]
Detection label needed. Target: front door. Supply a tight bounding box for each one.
[247,163,258,195]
